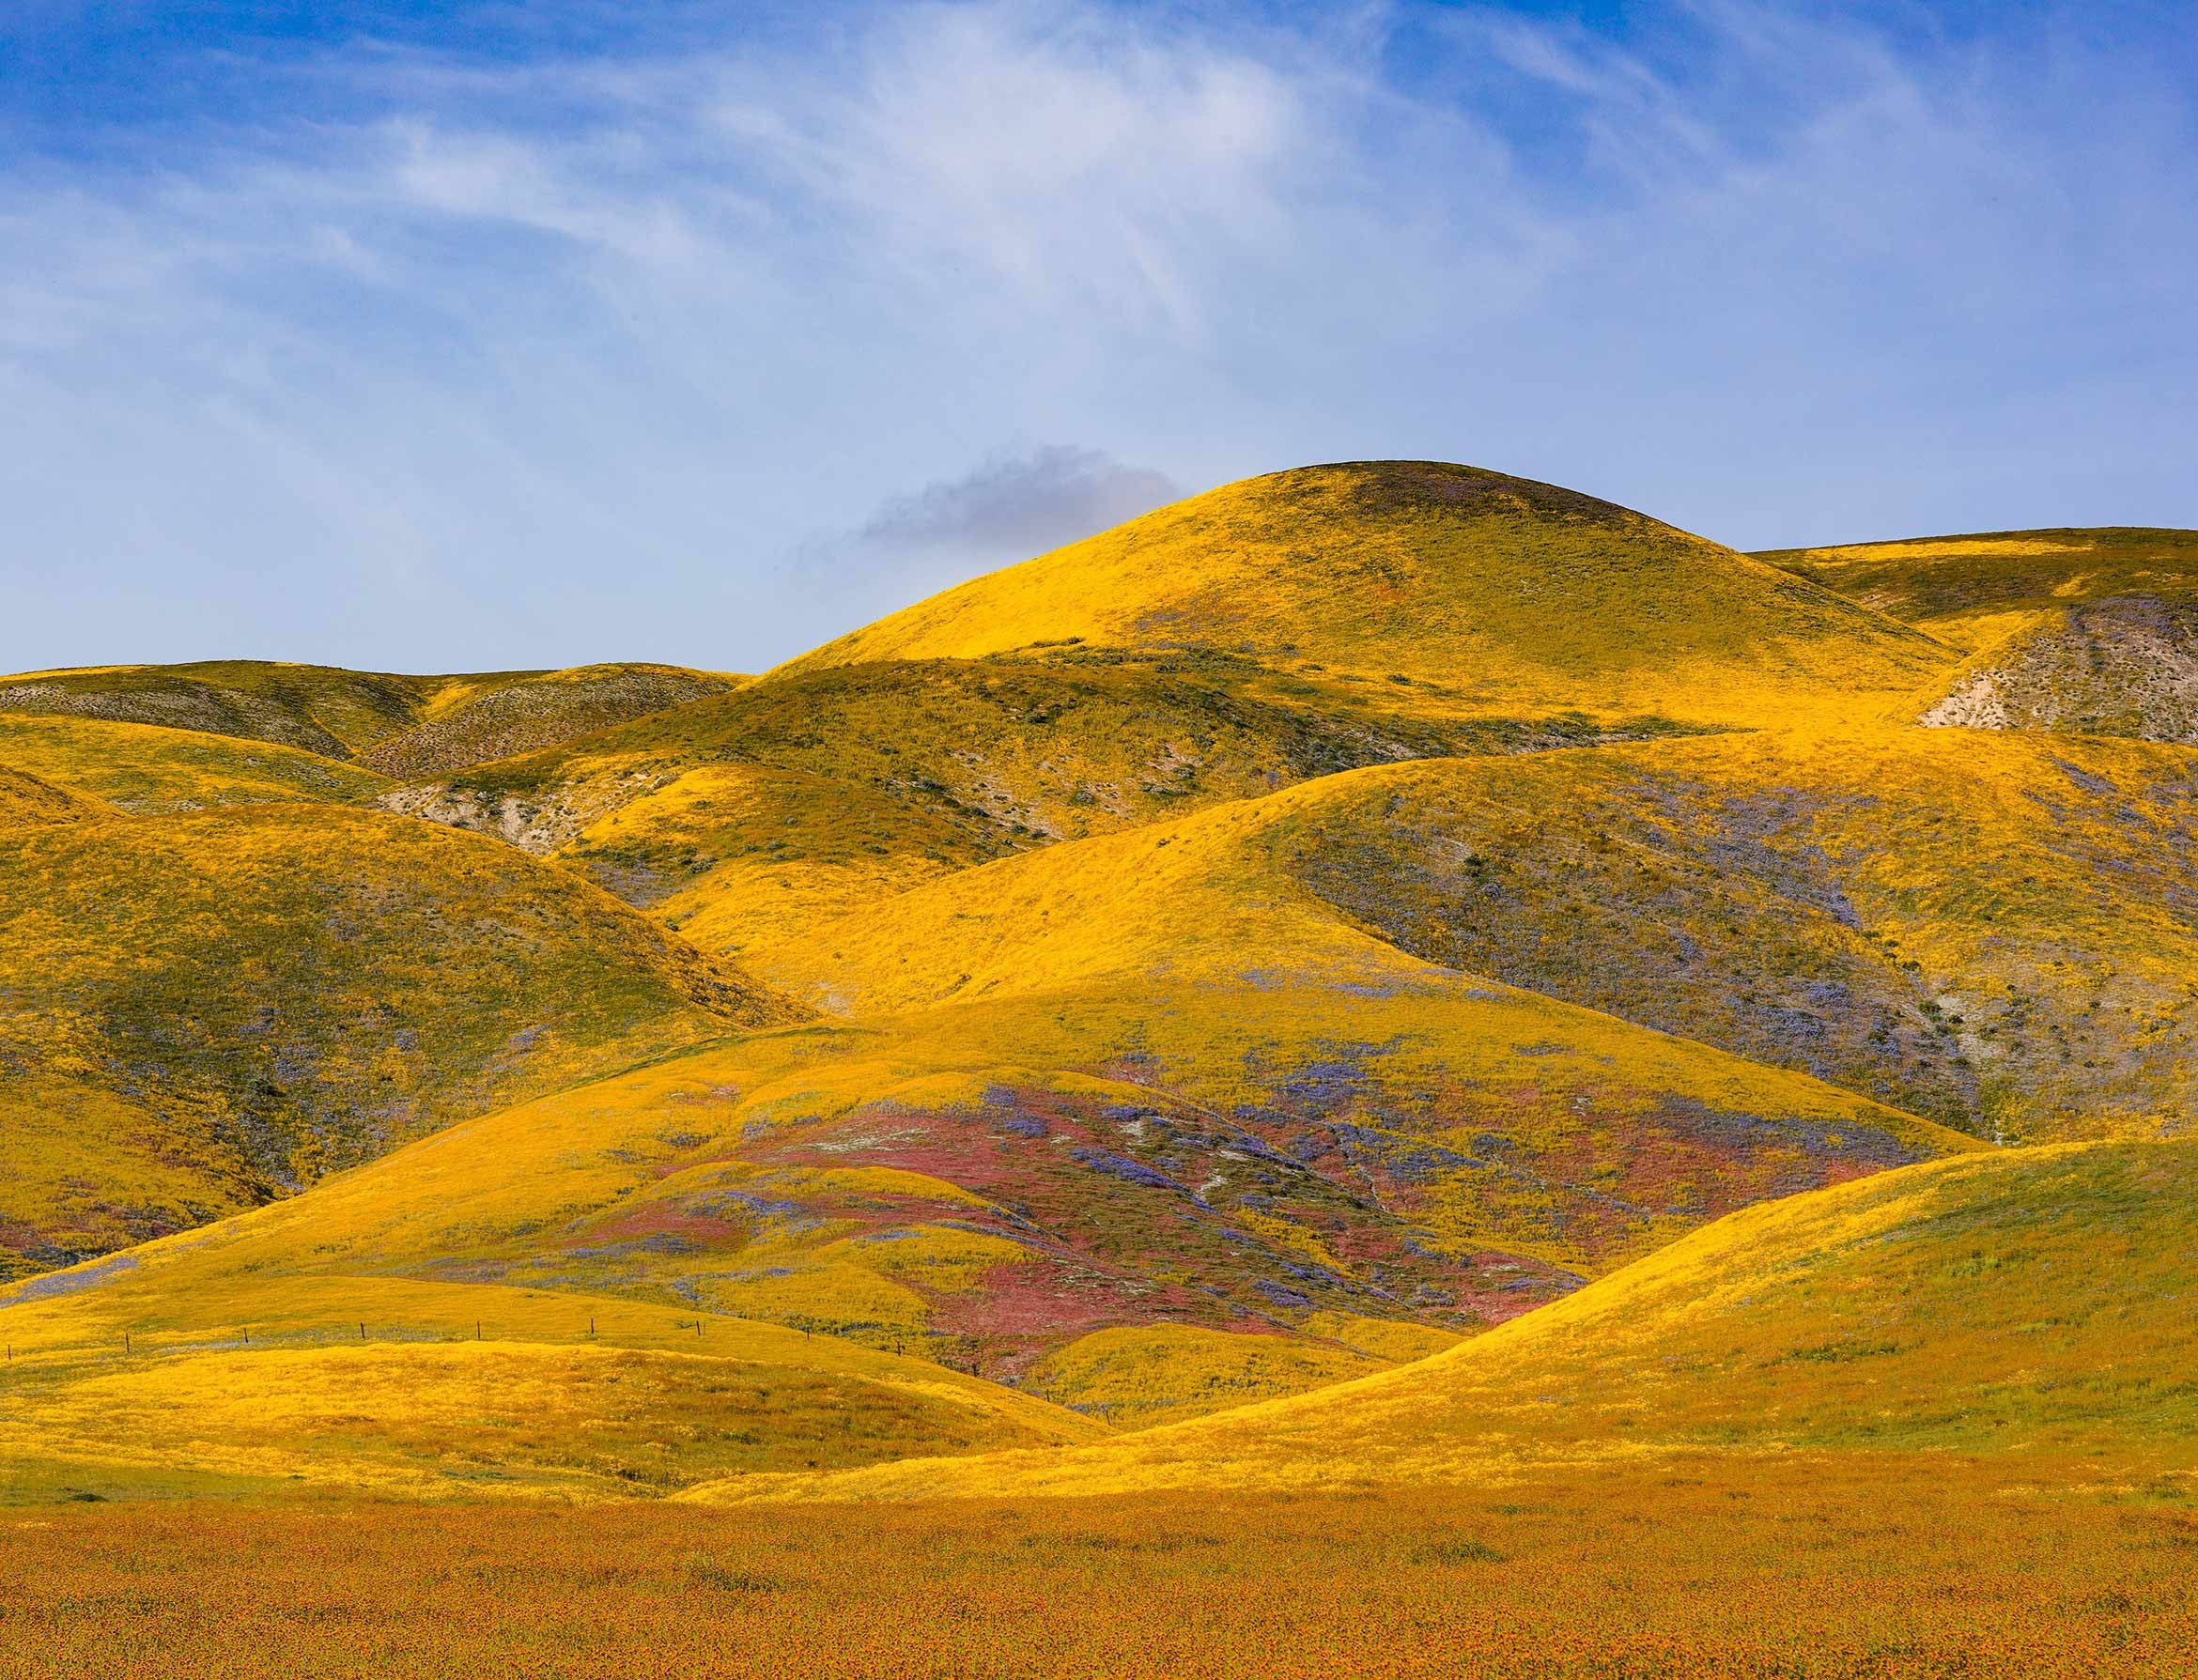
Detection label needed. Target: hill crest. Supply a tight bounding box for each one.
[774,461,1954,727]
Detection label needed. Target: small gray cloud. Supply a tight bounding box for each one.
[858,445,1183,561]
[779,445,1184,645]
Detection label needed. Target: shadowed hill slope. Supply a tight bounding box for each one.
[0,660,741,770]
[1764,528,2198,742]
[757,726,2198,1148]
[0,800,801,1281]
[684,1135,2198,1503]
[1268,727,2198,1144]
[358,664,742,778]
[779,462,1954,727]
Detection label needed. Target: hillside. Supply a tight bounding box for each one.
[0,712,1990,1434]
[756,725,2198,1146]
[683,1135,2198,1502]
[0,714,388,811]
[0,763,97,825]
[1763,528,2198,741]
[1760,526,2198,632]
[0,659,739,770]
[0,959,1973,1469]
[779,462,1955,726]
[0,801,797,1280]
[358,664,743,778]
[1273,727,2198,1142]
[0,1272,1099,1501]
[388,652,1700,960]
[0,661,488,758]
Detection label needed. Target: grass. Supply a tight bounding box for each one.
[4,1457,2194,1677]
[1024,1323,1398,1428]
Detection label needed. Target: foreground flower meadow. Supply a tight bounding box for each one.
[9,1453,2195,1678]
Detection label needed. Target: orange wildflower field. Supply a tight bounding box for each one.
[8,1452,2194,1679]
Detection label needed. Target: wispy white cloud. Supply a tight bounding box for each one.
[0,1,2191,673]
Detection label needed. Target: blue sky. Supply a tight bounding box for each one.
[3,1,2193,673]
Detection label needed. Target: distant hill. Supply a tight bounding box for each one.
[781,462,1955,727]
[0,659,740,771]
[0,661,496,758]
[684,1135,2198,1502]
[1763,528,2198,742]
[0,714,388,811]
[359,664,743,778]
[1759,526,2198,629]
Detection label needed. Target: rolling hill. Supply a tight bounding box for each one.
[0,713,389,811]
[0,979,1973,1477]
[1270,726,2198,1142]
[0,798,797,1280]
[751,723,2198,1146]
[386,652,1701,960]
[358,663,745,778]
[0,659,740,770]
[0,1272,1099,1501]
[680,1134,2198,1503]
[1764,527,2198,741]
[780,461,1956,726]
[0,717,1985,1443]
